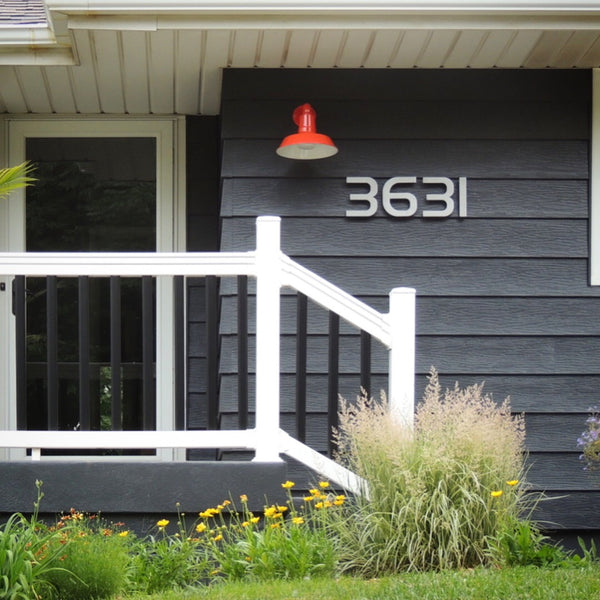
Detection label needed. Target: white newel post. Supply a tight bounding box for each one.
[253,216,283,462]
[388,287,416,428]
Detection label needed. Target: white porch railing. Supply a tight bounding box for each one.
[0,216,415,495]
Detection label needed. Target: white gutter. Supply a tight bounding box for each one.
[66,13,600,31]
[44,0,600,32]
[0,26,57,46]
[42,0,600,14]
[0,10,75,65]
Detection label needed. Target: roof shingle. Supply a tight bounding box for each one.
[0,0,47,26]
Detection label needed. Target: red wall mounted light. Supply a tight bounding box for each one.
[276,103,338,160]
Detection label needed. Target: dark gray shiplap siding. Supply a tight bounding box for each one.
[218,69,596,529]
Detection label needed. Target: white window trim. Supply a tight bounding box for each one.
[591,69,600,285]
[0,116,186,460]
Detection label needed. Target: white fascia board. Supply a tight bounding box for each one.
[68,13,600,31]
[0,11,74,64]
[55,0,600,31]
[42,0,600,13]
[0,48,76,65]
[0,26,57,46]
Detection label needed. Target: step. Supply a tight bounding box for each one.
[0,460,288,517]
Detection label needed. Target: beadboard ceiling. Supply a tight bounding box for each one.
[3,3,600,115]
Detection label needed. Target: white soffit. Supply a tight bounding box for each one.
[2,0,600,114]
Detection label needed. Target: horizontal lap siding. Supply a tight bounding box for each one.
[219,69,596,528]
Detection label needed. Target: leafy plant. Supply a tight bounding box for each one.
[330,368,529,574]
[0,480,69,600]
[205,482,339,582]
[493,521,568,567]
[0,162,36,200]
[127,510,210,594]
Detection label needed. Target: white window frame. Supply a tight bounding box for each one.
[591,69,600,285]
[0,116,186,460]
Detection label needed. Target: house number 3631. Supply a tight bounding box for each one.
[345,176,468,218]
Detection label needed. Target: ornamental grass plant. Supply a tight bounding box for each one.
[330,368,529,574]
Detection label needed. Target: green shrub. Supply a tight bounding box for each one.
[330,368,529,574]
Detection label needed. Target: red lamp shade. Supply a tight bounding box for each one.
[276,103,338,160]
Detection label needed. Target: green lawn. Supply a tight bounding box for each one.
[128,566,600,600]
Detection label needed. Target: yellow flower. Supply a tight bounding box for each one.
[240,494,248,503]
[250,516,260,524]
[195,523,207,533]
[491,490,503,498]
[223,500,231,506]
[199,508,218,519]
[270,522,281,529]
[212,534,223,542]
[333,497,345,506]
[315,502,324,509]
[309,488,320,496]
[292,517,304,525]
[156,519,169,528]
[118,530,129,537]
[276,505,288,512]
[506,480,519,487]
[242,521,250,528]
[264,506,278,518]
[303,495,314,502]
[281,480,295,489]
[319,481,330,489]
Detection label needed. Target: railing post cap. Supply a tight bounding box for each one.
[390,287,416,296]
[256,215,281,224]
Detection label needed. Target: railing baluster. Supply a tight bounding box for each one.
[14,276,27,430]
[78,276,90,430]
[296,293,308,442]
[47,276,59,430]
[142,276,155,430]
[237,275,248,430]
[110,276,122,430]
[206,276,219,430]
[360,330,371,397]
[174,276,185,431]
[328,311,340,457]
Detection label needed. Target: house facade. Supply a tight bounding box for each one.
[1,0,600,539]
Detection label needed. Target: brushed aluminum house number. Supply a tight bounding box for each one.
[345,176,468,218]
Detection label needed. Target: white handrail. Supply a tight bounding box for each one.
[0,216,415,492]
[0,251,257,277]
[281,254,391,347]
